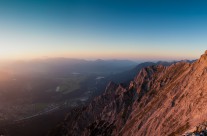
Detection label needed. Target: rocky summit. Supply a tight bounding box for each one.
[49,51,207,136]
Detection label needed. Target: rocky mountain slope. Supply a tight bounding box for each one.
[49,51,207,136]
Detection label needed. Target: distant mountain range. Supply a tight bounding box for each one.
[48,51,207,136]
[1,58,137,77]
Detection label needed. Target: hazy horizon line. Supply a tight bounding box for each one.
[0,56,198,64]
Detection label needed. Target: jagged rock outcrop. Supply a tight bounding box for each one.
[183,122,207,136]
[49,81,137,136]
[49,51,207,136]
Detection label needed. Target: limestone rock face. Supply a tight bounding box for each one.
[199,50,207,63]
[49,51,207,136]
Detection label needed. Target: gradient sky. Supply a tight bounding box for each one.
[0,0,207,61]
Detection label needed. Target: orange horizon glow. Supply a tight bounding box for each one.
[0,50,200,62]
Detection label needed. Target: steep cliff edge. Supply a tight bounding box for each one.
[49,51,207,136]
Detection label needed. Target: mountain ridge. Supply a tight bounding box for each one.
[48,51,207,136]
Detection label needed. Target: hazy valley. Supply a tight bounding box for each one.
[0,59,137,136]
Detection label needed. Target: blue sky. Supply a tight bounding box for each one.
[0,0,207,61]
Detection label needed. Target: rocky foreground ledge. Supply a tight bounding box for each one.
[183,122,207,136]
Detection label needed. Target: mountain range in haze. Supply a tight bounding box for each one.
[0,59,138,77]
[48,51,207,136]
[0,54,200,136]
